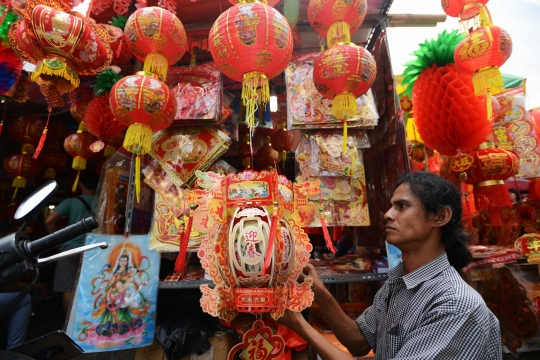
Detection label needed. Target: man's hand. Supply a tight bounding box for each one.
[276,309,305,332]
[299,263,326,300]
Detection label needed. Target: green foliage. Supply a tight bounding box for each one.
[109,15,128,30]
[401,30,465,96]
[93,68,123,96]
[0,5,18,45]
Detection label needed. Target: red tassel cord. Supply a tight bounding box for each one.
[319,208,337,254]
[173,219,186,274]
[34,106,52,159]
[174,204,198,276]
[263,202,278,277]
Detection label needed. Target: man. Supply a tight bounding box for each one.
[279,172,502,359]
[45,172,99,313]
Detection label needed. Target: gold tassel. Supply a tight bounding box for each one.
[104,145,116,158]
[135,153,141,203]
[123,123,153,155]
[242,157,251,169]
[12,187,18,201]
[332,92,357,120]
[72,156,87,171]
[190,54,196,69]
[12,176,26,189]
[472,67,503,97]
[44,168,56,179]
[78,121,87,133]
[342,121,348,155]
[22,144,35,155]
[72,170,80,192]
[320,43,325,52]
[327,21,351,48]
[280,150,287,169]
[31,60,80,90]
[479,5,493,27]
[242,72,270,129]
[487,89,493,121]
[143,52,168,82]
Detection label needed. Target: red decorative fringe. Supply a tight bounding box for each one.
[173,221,186,274]
[262,206,278,277]
[33,108,51,159]
[474,183,511,227]
[320,214,336,254]
[174,206,197,276]
[488,208,503,227]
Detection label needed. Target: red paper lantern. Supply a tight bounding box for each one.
[110,72,176,200]
[209,2,293,130]
[270,122,293,166]
[454,26,512,100]
[64,130,97,192]
[229,0,280,6]
[70,98,90,123]
[8,19,44,65]
[308,0,367,48]
[8,116,46,151]
[124,7,187,82]
[41,148,67,179]
[413,64,492,156]
[4,153,41,198]
[441,0,489,19]
[451,147,518,225]
[256,136,279,170]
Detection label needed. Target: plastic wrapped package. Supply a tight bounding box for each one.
[149,126,231,188]
[96,149,154,235]
[69,234,160,352]
[167,66,222,125]
[285,53,379,130]
[143,159,188,218]
[206,159,237,175]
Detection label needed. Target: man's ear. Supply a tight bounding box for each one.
[433,207,452,227]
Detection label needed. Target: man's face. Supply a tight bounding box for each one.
[384,184,435,249]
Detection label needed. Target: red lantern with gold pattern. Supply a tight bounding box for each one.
[451,147,518,226]
[64,131,97,192]
[8,116,46,152]
[308,0,367,48]
[229,0,280,6]
[8,19,44,65]
[110,72,176,201]
[4,153,41,199]
[124,7,187,82]
[454,25,512,113]
[209,1,293,131]
[271,122,293,167]
[98,24,133,65]
[441,0,489,19]
[41,148,67,179]
[70,98,90,124]
[256,136,279,170]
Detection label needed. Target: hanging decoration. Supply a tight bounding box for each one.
[41,148,68,179]
[123,7,187,82]
[64,129,97,192]
[8,116,46,154]
[441,0,490,21]
[451,146,518,226]
[99,16,134,65]
[401,30,491,156]
[271,121,294,168]
[257,136,280,171]
[195,170,316,354]
[208,1,293,135]
[313,43,376,152]
[229,0,281,6]
[110,72,177,201]
[4,152,41,200]
[454,25,512,118]
[307,0,367,48]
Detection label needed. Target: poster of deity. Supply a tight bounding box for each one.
[69,234,160,352]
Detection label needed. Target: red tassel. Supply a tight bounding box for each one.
[319,210,336,254]
[488,208,503,227]
[174,205,198,276]
[474,182,510,227]
[0,122,3,138]
[116,40,123,59]
[173,220,186,274]
[34,107,52,159]
[263,203,278,277]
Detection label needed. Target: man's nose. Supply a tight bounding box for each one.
[384,207,394,222]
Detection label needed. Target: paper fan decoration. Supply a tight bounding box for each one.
[401,30,492,156]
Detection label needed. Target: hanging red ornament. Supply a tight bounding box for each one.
[70,98,90,124]
[256,136,279,170]
[84,94,127,141]
[307,0,367,48]
[454,25,512,118]
[229,0,280,5]
[124,7,187,82]
[99,24,133,65]
[4,153,41,199]
[270,122,293,168]
[208,1,293,131]
[110,72,176,201]
[64,130,97,192]
[441,0,489,19]
[8,116,46,153]
[451,147,518,226]
[41,148,67,179]
[313,43,376,152]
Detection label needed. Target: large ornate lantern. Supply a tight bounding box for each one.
[451,147,518,226]
[64,130,97,192]
[313,43,376,151]
[124,7,187,82]
[195,170,316,324]
[110,72,176,201]
[441,0,489,19]
[454,25,512,116]
[208,1,293,131]
[4,153,41,199]
[307,0,367,48]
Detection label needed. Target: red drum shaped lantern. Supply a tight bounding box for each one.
[64,131,97,192]
[454,26,512,117]
[451,147,518,226]
[229,0,281,5]
[441,0,489,19]
[4,153,41,199]
[209,1,293,130]
[124,7,187,82]
[110,72,176,201]
[308,0,367,48]
[8,116,46,153]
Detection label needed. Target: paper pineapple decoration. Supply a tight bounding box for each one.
[208,0,293,133]
[401,30,492,156]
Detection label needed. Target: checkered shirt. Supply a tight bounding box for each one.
[356,253,502,359]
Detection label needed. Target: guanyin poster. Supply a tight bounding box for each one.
[69,234,160,352]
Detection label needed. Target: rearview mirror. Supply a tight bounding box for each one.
[14,181,58,221]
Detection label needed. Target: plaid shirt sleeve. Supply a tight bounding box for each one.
[390,299,502,360]
[356,287,385,352]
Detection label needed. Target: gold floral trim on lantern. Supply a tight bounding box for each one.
[31,58,80,91]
